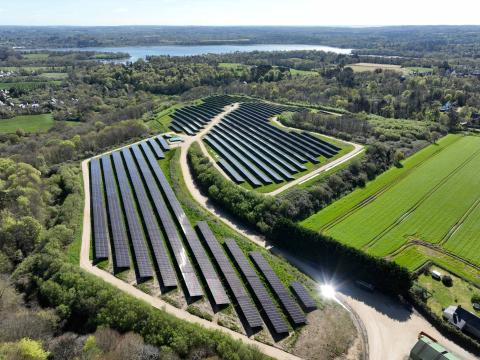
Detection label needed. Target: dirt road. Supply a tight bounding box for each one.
[80,157,301,360]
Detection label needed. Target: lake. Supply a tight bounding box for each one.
[43,44,352,62]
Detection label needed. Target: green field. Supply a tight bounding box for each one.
[0,113,54,133]
[301,134,480,281]
[0,80,62,90]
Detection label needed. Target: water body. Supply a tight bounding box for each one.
[42,44,352,62]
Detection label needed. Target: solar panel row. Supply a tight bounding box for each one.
[249,252,306,326]
[101,155,130,269]
[124,146,178,288]
[197,222,262,329]
[90,158,109,259]
[171,101,227,135]
[290,281,317,312]
[112,152,154,278]
[156,135,170,151]
[225,239,289,334]
[147,139,165,159]
[135,142,202,296]
[204,101,341,185]
[141,144,229,306]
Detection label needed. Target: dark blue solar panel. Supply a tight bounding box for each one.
[225,239,289,334]
[112,151,154,279]
[90,158,109,260]
[100,155,130,269]
[197,222,262,328]
[141,144,229,306]
[250,252,306,326]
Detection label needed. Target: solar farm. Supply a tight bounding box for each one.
[89,134,319,341]
[301,134,480,286]
[169,95,347,190]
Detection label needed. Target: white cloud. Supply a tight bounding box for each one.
[113,7,129,13]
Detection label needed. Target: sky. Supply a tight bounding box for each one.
[1,0,480,26]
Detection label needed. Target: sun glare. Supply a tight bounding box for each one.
[320,284,336,299]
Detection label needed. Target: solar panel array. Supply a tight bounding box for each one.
[203,102,340,187]
[250,252,306,326]
[101,155,130,268]
[197,221,262,329]
[225,239,289,334]
[123,147,178,288]
[170,95,248,135]
[290,281,317,312]
[141,144,229,306]
[112,151,154,278]
[90,158,109,259]
[133,143,202,295]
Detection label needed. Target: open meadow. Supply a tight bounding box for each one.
[301,134,480,284]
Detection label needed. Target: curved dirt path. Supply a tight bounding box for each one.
[266,118,364,196]
[80,159,301,360]
[176,112,477,360]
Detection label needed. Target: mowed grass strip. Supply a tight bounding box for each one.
[0,113,54,133]
[323,136,480,251]
[301,134,461,232]
[367,148,480,256]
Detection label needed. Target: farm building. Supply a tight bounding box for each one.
[409,335,458,360]
[443,305,480,340]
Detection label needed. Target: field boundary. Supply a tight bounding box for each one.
[362,148,480,250]
[320,136,463,232]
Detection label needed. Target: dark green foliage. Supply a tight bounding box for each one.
[270,219,413,295]
[13,253,270,360]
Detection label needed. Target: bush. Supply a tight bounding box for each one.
[442,275,453,287]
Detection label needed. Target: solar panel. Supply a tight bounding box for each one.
[147,139,165,159]
[290,281,317,312]
[218,159,244,184]
[249,252,306,326]
[111,151,154,279]
[197,222,262,329]
[100,155,130,269]
[225,239,289,334]
[210,128,285,183]
[156,136,170,151]
[134,143,202,296]
[141,144,229,306]
[204,136,262,187]
[122,147,177,288]
[207,133,273,184]
[90,158,109,260]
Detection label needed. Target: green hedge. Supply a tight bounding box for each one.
[270,219,412,295]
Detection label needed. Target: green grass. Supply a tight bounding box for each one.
[416,266,479,316]
[39,72,68,80]
[405,66,433,74]
[289,68,319,76]
[0,80,62,90]
[302,134,480,283]
[22,53,50,60]
[0,113,54,133]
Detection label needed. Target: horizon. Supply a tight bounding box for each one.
[2,0,480,26]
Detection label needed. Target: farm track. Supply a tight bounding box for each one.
[439,197,480,245]
[362,148,480,251]
[320,136,463,232]
[389,240,480,274]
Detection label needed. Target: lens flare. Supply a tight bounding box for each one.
[320,284,336,299]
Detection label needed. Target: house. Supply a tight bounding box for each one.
[409,335,458,360]
[443,305,480,340]
[440,101,452,112]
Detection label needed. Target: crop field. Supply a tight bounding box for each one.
[347,63,433,75]
[0,113,54,133]
[301,134,480,280]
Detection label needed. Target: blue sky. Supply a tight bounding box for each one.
[1,0,479,26]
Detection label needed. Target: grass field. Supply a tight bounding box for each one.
[0,80,62,90]
[0,113,54,133]
[301,134,480,282]
[347,63,433,75]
